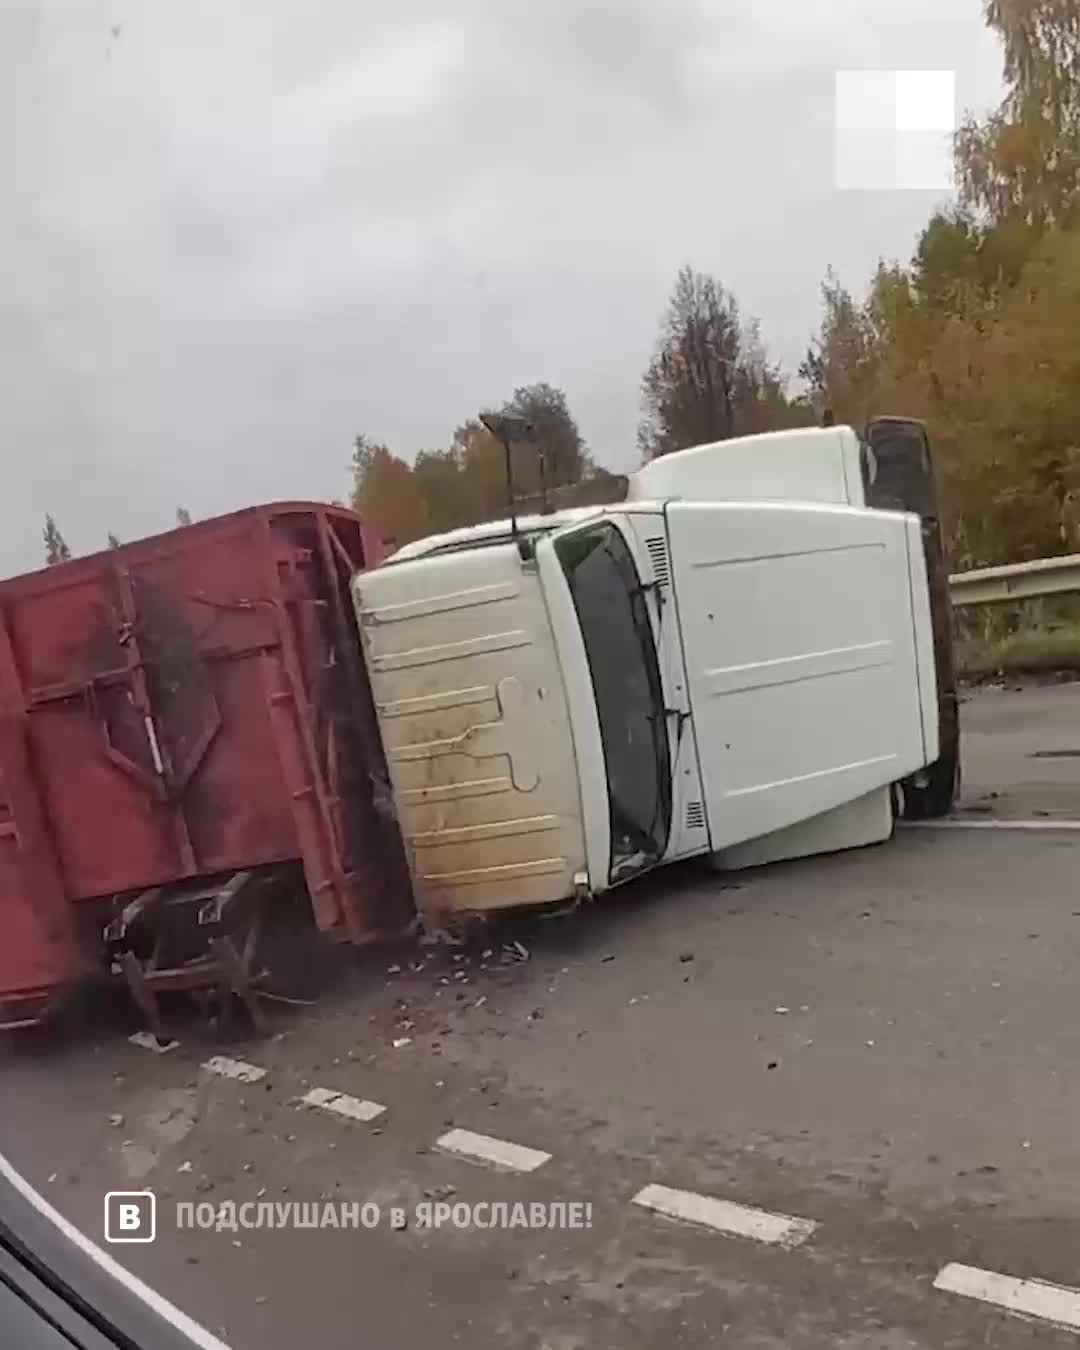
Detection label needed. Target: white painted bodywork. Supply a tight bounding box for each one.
[630,427,866,509]
[352,426,940,915]
[533,511,713,884]
[664,499,935,854]
[714,786,894,870]
[352,543,588,921]
[532,533,613,891]
[387,509,600,564]
[616,513,711,863]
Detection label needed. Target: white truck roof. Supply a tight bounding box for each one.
[384,426,867,564]
[629,425,865,508]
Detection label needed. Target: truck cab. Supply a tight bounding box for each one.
[352,427,942,925]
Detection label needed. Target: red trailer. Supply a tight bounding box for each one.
[0,503,412,1031]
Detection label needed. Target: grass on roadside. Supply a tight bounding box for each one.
[955,622,1080,681]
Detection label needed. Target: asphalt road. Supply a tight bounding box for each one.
[958,677,1080,820]
[3,682,1080,1350]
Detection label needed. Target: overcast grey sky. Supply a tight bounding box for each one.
[1,0,1002,574]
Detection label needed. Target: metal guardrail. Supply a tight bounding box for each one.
[949,553,1080,607]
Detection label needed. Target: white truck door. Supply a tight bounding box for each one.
[617,513,712,863]
[666,500,935,851]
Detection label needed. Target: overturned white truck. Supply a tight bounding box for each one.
[352,420,958,926]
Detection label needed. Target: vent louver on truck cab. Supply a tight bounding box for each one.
[645,536,670,587]
[685,800,705,831]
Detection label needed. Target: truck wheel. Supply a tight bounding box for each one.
[900,753,961,820]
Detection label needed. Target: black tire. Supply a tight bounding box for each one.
[900,751,961,820]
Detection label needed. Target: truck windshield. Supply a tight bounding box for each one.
[555,522,672,882]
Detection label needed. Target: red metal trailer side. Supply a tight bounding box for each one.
[0,502,412,1027]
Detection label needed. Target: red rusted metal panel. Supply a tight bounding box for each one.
[0,502,411,1022]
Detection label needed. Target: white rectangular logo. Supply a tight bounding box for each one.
[835,69,956,190]
[104,1191,156,1244]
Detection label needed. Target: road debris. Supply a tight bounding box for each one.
[420,928,465,948]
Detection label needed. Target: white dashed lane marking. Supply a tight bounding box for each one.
[435,1128,551,1173]
[201,1055,266,1083]
[632,1183,819,1248]
[300,1087,386,1122]
[903,817,1080,831]
[164,1038,1080,1334]
[934,1263,1080,1332]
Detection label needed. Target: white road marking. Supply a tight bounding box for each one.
[902,817,1080,831]
[129,1031,179,1054]
[435,1128,551,1173]
[201,1055,266,1083]
[631,1183,818,1248]
[934,1262,1080,1332]
[0,1150,232,1350]
[300,1087,385,1122]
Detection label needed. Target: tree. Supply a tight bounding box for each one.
[639,267,743,459]
[799,269,881,426]
[351,434,428,547]
[413,447,474,534]
[911,210,986,307]
[957,0,1080,228]
[176,507,192,526]
[413,391,593,534]
[638,267,804,459]
[794,1,1080,572]
[799,222,1080,570]
[455,419,512,521]
[43,515,71,566]
[499,382,591,491]
[735,321,815,434]
[346,386,591,547]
